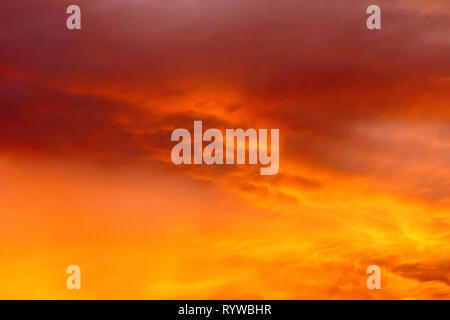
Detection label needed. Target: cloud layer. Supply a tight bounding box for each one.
[0,0,449,298]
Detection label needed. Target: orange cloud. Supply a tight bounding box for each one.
[0,0,449,299]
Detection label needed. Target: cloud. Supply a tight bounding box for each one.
[0,0,449,299]
[393,261,450,286]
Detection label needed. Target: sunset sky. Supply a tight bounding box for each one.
[0,0,449,299]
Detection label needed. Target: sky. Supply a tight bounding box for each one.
[0,0,449,299]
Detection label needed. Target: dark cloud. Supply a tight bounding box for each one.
[0,76,231,166]
[0,0,449,205]
[394,261,450,286]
